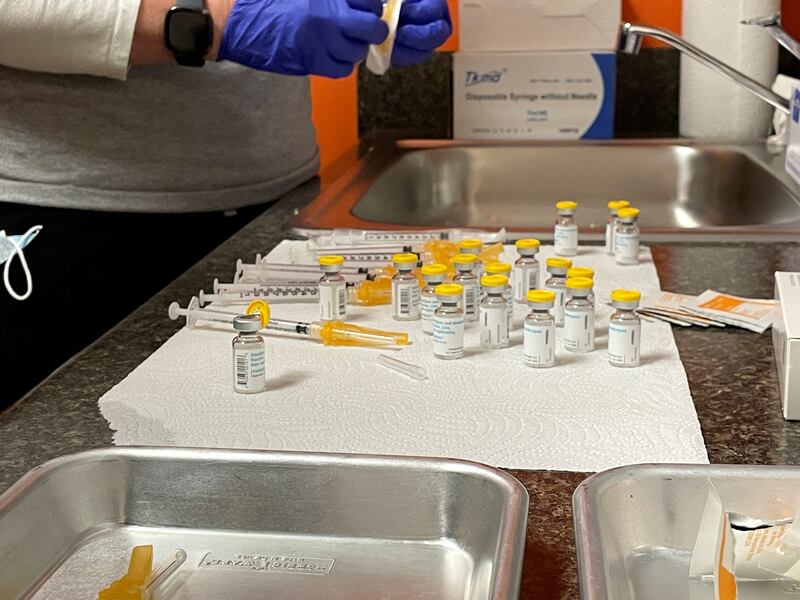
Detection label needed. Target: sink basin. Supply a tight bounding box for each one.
[292,140,800,241]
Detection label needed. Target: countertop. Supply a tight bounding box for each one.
[2,178,800,599]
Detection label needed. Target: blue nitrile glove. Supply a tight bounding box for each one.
[218,0,389,78]
[392,0,452,68]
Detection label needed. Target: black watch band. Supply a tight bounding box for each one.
[164,0,213,67]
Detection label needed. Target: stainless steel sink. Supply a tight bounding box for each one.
[292,140,800,241]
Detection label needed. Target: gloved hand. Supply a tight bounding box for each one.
[392,0,452,68]
[218,0,389,78]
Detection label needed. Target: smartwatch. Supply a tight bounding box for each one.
[164,0,213,67]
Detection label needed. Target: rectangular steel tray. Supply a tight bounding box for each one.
[0,448,528,600]
[573,464,800,600]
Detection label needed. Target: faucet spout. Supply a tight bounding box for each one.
[617,22,790,114]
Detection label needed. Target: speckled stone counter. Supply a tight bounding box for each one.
[1,178,799,600]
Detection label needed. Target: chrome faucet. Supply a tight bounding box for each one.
[618,22,790,115]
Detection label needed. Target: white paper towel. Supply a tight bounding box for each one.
[99,243,708,472]
[680,0,779,140]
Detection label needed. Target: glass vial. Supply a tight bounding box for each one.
[420,263,448,335]
[605,200,630,255]
[544,257,572,327]
[513,239,541,303]
[485,262,514,333]
[609,289,642,368]
[433,284,465,360]
[318,255,347,322]
[614,207,641,265]
[563,277,595,353]
[480,275,511,349]
[232,314,266,394]
[567,266,595,306]
[459,239,484,277]
[391,252,421,321]
[554,200,578,257]
[453,254,480,322]
[524,290,556,368]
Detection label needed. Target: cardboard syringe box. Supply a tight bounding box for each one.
[774,272,800,420]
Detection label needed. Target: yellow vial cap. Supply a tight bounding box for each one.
[565,277,594,290]
[611,289,642,303]
[515,238,541,250]
[546,257,572,269]
[556,200,578,210]
[246,299,271,326]
[318,255,344,266]
[617,207,640,219]
[421,263,448,276]
[527,289,556,303]
[481,274,509,287]
[459,239,483,250]
[485,262,511,275]
[392,252,419,265]
[567,266,594,279]
[608,200,630,211]
[453,253,478,265]
[436,283,463,297]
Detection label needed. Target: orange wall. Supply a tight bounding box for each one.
[310,0,793,169]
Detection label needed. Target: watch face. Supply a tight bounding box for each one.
[166,7,212,56]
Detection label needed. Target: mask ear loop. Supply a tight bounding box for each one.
[3,229,35,301]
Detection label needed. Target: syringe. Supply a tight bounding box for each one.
[199,280,323,306]
[235,260,369,284]
[201,277,391,307]
[245,300,408,347]
[168,298,407,347]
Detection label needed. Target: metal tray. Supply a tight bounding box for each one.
[0,448,528,600]
[573,464,800,600]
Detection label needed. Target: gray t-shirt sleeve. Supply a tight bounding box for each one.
[0,0,140,80]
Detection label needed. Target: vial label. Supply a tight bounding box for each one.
[605,222,614,255]
[506,297,514,332]
[524,322,554,367]
[433,316,465,358]
[481,306,510,347]
[608,321,641,366]
[513,266,540,302]
[563,308,595,352]
[421,295,439,334]
[393,281,421,319]
[551,287,566,326]
[615,232,640,263]
[554,224,578,255]
[461,282,479,320]
[319,282,347,321]
[233,347,266,393]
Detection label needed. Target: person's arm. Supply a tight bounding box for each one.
[130,0,233,64]
[0,0,142,79]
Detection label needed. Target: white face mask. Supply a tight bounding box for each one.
[0,225,42,301]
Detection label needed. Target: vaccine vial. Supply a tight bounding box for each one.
[524,290,556,368]
[232,314,266,394]
[433,284,465,360]
[567,266,595,306]
[605,200,630,255]
[554,200,578,257]
[391,253,421,321]
[513,239,541,303]
[453,254,480,322]
[544,257,572,327]
[608,289,642,368]
[459,239,484,277]
[614,207,641,265]
[420,263,448,335]
[318,255,347,322]
[485,262,513,332]
[563,277,595,353]
[480,275,511,349]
